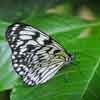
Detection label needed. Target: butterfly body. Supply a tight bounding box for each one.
[6,23,73,86]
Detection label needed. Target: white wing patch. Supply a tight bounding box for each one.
[19,30,36,35]
[19,35,32,40]
[37,34,49,45]
[5,22,73,86]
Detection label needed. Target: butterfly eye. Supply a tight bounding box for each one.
[68,54,74,61]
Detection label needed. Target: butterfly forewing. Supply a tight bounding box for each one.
[6,23,73,86]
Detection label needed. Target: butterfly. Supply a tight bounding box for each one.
[5,22,74,86]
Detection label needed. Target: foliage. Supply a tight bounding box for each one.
[0,0,100,100]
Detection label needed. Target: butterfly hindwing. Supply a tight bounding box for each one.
[6,23,72,86]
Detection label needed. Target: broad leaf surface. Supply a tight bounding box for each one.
[5,16,100,100]
[0,15,97,91]
[0,14,100,100]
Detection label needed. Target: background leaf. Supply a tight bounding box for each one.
[0,0,66,22]
[8,16,100,100]
[0,0,100,100]
[0,15,99,92]
[81,27,100,100]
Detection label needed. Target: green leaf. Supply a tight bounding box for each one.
[0,21,18,91]
[0,15,99,91]
[0,43,18,91]
[82,62,100,100]
[11,29,100,100]
[81,27,100,100]
[0,14,100,99]
[8,16,100,100]
[0,21,10,41]
[24,15,100,34]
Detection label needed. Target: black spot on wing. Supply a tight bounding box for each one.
[46,47,53,53]
[27,45,36,52]
[53,50,61,54]
[34,46,44,54]
[32,31,40,40]
[44,38,52,45]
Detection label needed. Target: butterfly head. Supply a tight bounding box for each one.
[53,49,74,64]
[65,53,74,64]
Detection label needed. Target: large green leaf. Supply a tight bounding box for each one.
[82,62,100,100]
[0,21,18,91]
[0,15,100,99]
[24,15,100,34]
[0,15,93,91]
[9,16,100,100]
[81,27,100,100]
[0,43,18,91]
[10,29,100,100]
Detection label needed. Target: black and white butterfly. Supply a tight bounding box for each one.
[6,23,73,86]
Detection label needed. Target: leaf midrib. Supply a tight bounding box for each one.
[80,56,100,99]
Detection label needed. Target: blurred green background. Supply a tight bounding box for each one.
[0,0,100,100]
